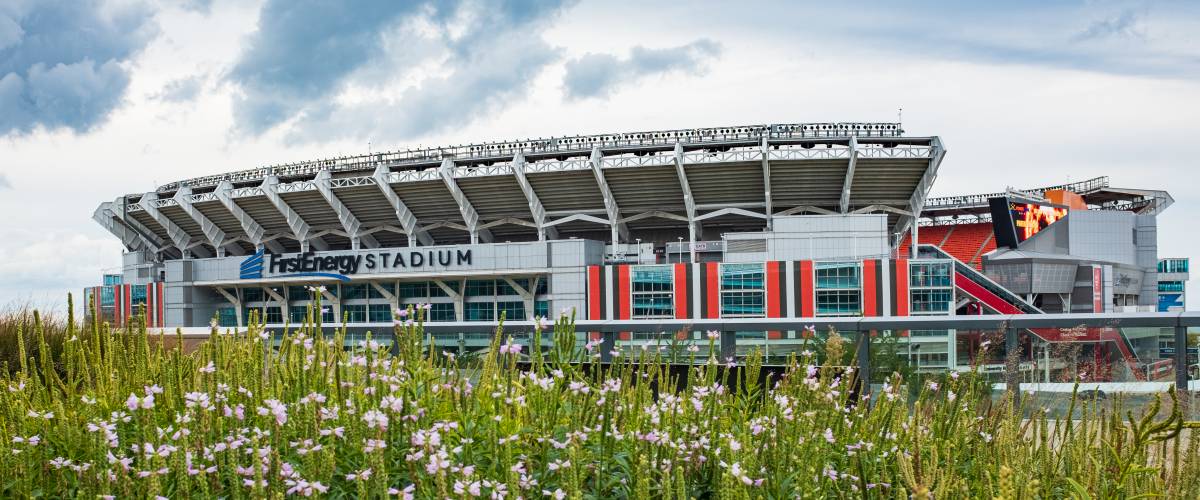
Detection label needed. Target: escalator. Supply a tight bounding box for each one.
[916,244,1144,380]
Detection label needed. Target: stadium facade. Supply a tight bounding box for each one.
[87,122,1185,380]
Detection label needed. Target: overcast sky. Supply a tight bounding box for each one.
[1,0,1197,311]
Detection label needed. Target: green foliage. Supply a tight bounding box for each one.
[0,299,1196,498]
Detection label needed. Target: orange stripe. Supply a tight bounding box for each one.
[706,262,720,318]
[895,259,909,316]
[587,266,602,320]
[799,260,814,317]
[766,261,781,318]
[862,260,877,316]
[617,265,631,320]
[674,263,688,319]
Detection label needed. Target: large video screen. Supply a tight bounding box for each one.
[989,197,1069,249]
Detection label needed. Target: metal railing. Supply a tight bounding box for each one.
[156,122,904,193]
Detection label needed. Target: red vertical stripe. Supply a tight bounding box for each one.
[673,263,689,319]
[862,260,877,317]
[617,265,632,320]
[766,261,781,339]
[894,259,909,316]
[157,282,165,327]
[587,266,602,320]
[799,260,814,317]
[705,262,720,318]
[113,285,122,327]
[124,284,132,326]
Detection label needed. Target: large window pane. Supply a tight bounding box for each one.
[815,262,860,289]
[398,282,427,299]
[368,304,392,322]
[465,280,495,297]
[343,304,367,323]
[721,263,764,317]
[498,301,525,321]
[428,303,456,322]
[911,289,953,313]
[910,262,952,288]
[465,302,494,321]
[633,266,674,318]
[816,290,860,316]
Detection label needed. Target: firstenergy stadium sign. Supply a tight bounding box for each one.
[239,248,473,281]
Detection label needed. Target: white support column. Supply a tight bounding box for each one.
[372,165,432,247]
[262,176,327,252]
[839,136,858,213]
[370,282,398,316]
[589,147,628,247]
[503,277,535,321]
[512,152,557,241]
[216,181,284,253]
[140,192,210,258]
[895,137,946,255]
[438,159,493,244]
[214,287,243,329]
[433,279,464,321]
[174,187,242,257]
[314,170,378,249]
[263,286,287,323]
[761,137,774,231]
[673,143,701,262]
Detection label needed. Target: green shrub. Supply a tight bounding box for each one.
[0,300,1196,498]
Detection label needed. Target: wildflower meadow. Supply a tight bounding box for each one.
[1,294,1198,498]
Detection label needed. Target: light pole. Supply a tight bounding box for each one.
[676,237,684,264]
[635,238,642,264]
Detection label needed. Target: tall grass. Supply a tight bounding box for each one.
[0,297,1197,498]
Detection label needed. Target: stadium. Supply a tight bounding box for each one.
[88,122,1190,381]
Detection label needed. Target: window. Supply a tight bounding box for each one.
[342,285,369,301]
[815,262,860,316]
[721,263,764,317]
[910,290,953,313]
[816,262,860,289]
[321,306,335,323]
[535,279,548,295]
[1158,259,1189,273]
[816,290,860,316]
[289,306,309,324]
[287,286,311,300]
[428,303,456,322]
[497,301,525,321]
[264,306,283,323]
[217,307,237,327]
[1159,281,1184,292]
[242,287,264,302]
[367,283,389,299]
[398,282,427,299]
[342,304,367,323]
[465,302,494,321]
[497,279,527,296]
[909,262,952,288]
[633,266,674,318]
[368,304,392,322]
[466,280,494,297]
[534,300,550,319]
[909,260,954,316]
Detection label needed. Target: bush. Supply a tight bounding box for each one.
[0,301,1197,497]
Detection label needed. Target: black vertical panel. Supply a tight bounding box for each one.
[698,263,708,318]
[793,261,803,318]
[875,259,884,316]
[685,264,694,319]
[778,262,789,317]
[599,265,608,320]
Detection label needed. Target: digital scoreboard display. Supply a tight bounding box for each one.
[989,197,1069,249]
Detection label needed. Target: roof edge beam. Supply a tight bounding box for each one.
[174,187,243,256]
[262,176,328,252]
[839,136,858,213]
[216,181,284,253]
[372,165,433,247]
[512,152,557,241]
[314,170,378,249]
[439,158,493,244]
[590,147,629,245]
[140,192,210,258]
[761,137,773,230]
[674,143,702,246]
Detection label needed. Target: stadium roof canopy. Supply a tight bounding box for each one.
[93,122,945,258]
[921,176,1174,225]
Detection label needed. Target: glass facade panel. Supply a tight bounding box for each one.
[816,290,860,316]
[217,307,237,327]
[342,285,369,300]
[1159,281,1184,292]
[497,279,526,296]
[289,306,309,324]
[287,286,311,300]
[242,287,264,302]
[1158,258,1189,273]
[534,300,550,319]
[633,266,674,318]
[497,301,525,321]
[465,302,494,321]
[398,282,427,299]
[816,262,860,289]
[465,280,495,297]
[909,262,952,288]
[343,304,367,323]
[535,279,548,295]
[368,304,393,322]
[428,303,455,322]
[910,289,953,313]
[721,263,764,317]
[264,306,283,323]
